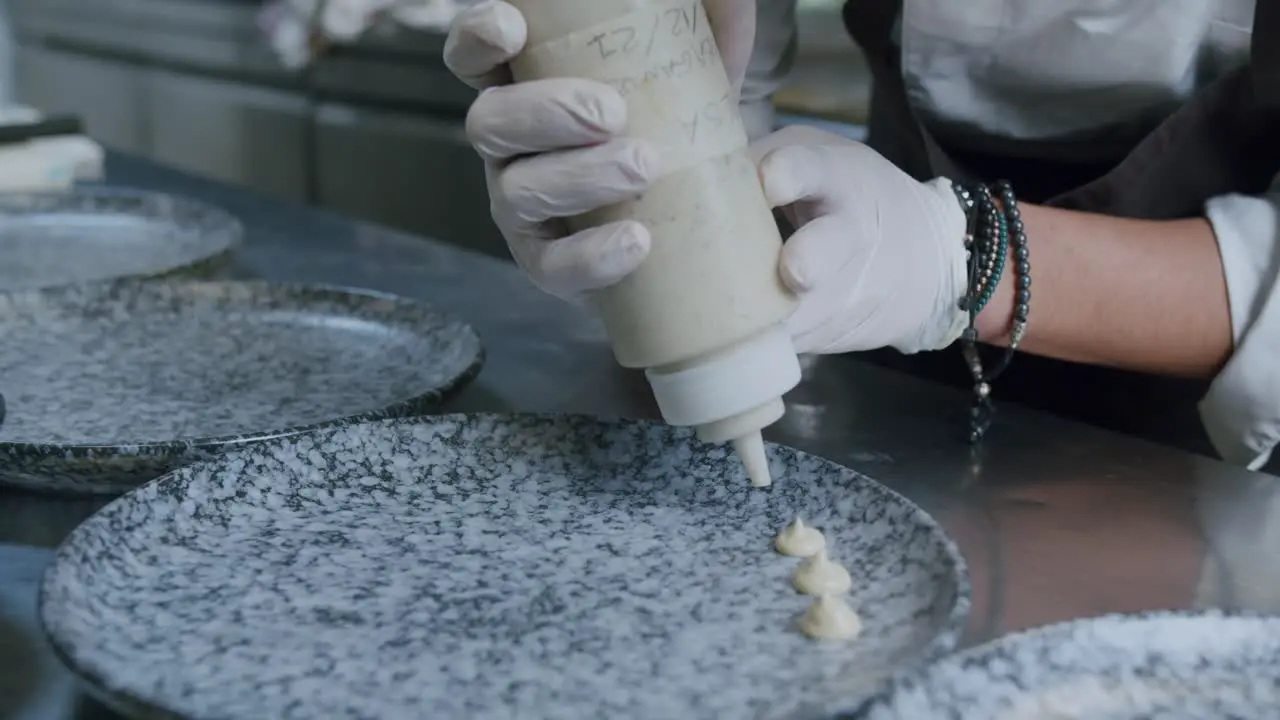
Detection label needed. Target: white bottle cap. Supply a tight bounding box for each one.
[643,325,801,431]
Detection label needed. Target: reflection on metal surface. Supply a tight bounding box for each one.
[777,400,826,441]
[93,161,1280,642]
[1195,473,1280,612]
[2,156,1279,719]
[962,444,988,490]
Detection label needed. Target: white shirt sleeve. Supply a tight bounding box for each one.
[1200,174,1280,470]
[739,0,798,140]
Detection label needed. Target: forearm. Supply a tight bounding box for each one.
[975,203,1233,378]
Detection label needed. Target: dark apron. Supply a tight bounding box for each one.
[840,0,1280,470]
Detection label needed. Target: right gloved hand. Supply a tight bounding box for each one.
[443,0,756,299]
[752,126,969,356]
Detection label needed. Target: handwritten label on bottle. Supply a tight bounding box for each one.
[516,0,749,175]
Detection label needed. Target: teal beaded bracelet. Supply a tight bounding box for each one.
[951,179,1031,443]
[974,205,1008,314]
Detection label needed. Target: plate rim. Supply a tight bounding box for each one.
[38,412,972,719]
[850,609,1280,718]
[0,280,485,458]
[0,185,243,291]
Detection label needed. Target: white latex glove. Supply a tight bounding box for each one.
[757,125,970,355]
[443,0,756,298]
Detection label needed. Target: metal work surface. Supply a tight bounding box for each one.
[2,155,1279,719]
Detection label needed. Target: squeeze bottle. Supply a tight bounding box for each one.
[507,0,801,486]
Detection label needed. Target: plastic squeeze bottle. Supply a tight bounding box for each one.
[507,0,801,487]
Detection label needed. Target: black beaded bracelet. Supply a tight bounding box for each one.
[951,179,1031,443]
[958,184,1008,315]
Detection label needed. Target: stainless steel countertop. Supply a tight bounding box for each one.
[3,154,1280,719]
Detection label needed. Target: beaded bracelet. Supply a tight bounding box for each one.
[951,179,1031,443]
[956,184,1008,315]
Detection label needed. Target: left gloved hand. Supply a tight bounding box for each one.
[755,125,970,355]
[441,0,757,300]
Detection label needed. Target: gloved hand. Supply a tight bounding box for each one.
[443,0,756,298]
[754,125,970,355]
[444,3,968,356]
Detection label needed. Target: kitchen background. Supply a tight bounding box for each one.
[4,0,870,260]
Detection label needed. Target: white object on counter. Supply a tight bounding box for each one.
[507,0,802,485]
[0,108,103,192]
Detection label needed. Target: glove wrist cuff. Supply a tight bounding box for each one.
[894,177,969,353]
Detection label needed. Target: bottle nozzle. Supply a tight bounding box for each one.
[732,431,772,487]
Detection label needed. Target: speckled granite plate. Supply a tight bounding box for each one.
[0,187,240,291]
[0,281,483,495]
[40,414,969,720]
[855,611,1280,719]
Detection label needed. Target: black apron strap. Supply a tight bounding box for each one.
[1048,0,1280,217]
[1048,65,1280,218]
[843,0,1280,216]
[1252,0,1280,109]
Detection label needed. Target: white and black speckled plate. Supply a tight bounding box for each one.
[855,611,1280,719]
[40,414,969,720]
[0,281,483,496]
[0,187,240,291]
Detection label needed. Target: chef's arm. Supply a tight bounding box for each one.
[976,204,1234,379]
[976,186,1280,468]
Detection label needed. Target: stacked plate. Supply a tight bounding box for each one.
[0,187,239,292]
[0,188,484,495]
